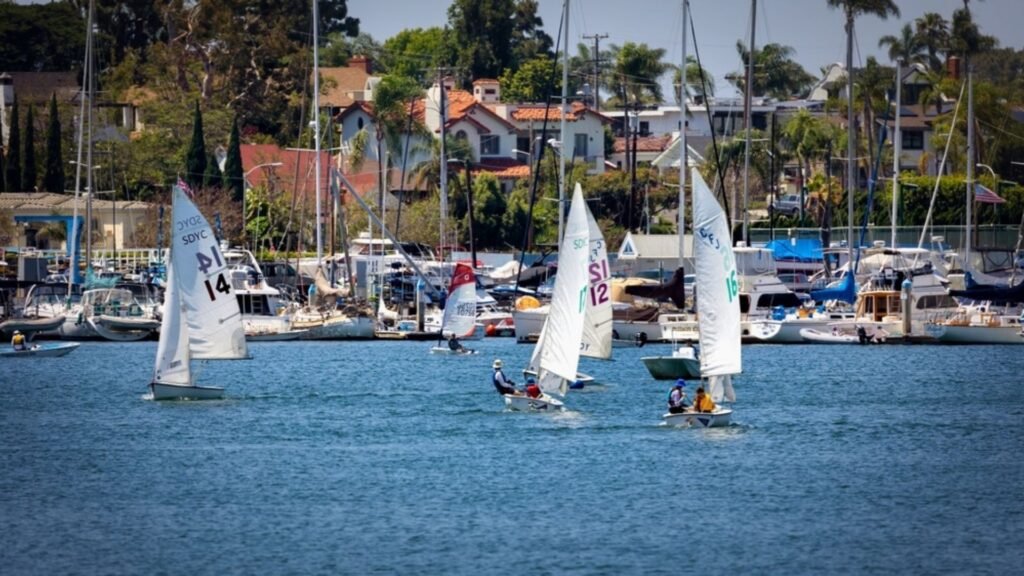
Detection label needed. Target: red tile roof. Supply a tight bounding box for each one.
[453,157,531,180]
[612,135,673,153]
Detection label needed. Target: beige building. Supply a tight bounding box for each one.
[1,192,153,252]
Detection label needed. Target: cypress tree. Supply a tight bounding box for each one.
[0,146,5,191]
[185,100,207,189]
[22,104,37,191]
[5,98,21,191]
[43,93,65,193]
[204,151,223,189]
[224,116,244,202]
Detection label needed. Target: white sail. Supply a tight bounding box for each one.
[536,184,590,396]
[580,202,613,359]
[442,262,477,337]
[691,168,741,377]
[170,186,248,360]
[152,263,190,385]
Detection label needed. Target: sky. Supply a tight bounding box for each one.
[344,0,1021,99]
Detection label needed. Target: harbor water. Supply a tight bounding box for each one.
[2,339,1023,574]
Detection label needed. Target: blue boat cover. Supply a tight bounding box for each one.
[766,239,823,263]
[810,271,857,304]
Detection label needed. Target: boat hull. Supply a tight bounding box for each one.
[429,346,477,355]
[799,328,861,344]
[0,315,66,336]
[503,393,564,411]
[663,408,733,428]
[1,342,80,358]
[295,315,376,339]
[926,324,1024,344]
[641,355,701,380]
[90,315,158,342]
[246,329,308,341]
[149,381,224,400]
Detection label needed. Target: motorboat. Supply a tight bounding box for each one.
[1,342,80,358]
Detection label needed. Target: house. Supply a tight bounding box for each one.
[0,192,151,252]
[614,231,694,277]
[318,55,376,118]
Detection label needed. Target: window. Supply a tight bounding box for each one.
[574,133,588,159]
[639,121,650,137]
[902,130,924,150]
[484,88,496,95]
[357,117,364,130]
[480,134,500,156]
[456,130,468,141]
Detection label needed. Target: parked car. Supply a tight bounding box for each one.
[771,193,804,216]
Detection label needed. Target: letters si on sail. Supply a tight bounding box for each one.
[580,200,613,360]
[537,184,590,395]
[691,169,741,377]
[170,185,247,360]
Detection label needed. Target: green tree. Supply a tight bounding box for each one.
[732,42,814,99]
[510,0,553,65]
[781,110,835,203]
[914,13,950,73]
[224,116,244,202]
[22,105,36,192]
[4,98,20,191]
[185,101,207,189]
[43,93,65,193]
[448,0,516,84]
[380,28,450,83]
[499,57,559,103]
[320,32,382,68]
[203,151,223,189]
[879,23,926,65]
[0,2,83,72]
[471,172,507,248]
[854,56,893,162]
[606,42,670,107]
[671,56,715,105]
[949,7,997,60]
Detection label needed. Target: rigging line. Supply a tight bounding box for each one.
[514,0,567,295]
[689,9,732,229]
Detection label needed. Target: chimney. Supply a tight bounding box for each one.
[472,79,500,104]
[350,55,373,75]
[946,55,961,81]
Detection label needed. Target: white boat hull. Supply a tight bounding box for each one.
[927,324,1024,344]
[512,306,547,342]
[429,346,477,355]
[1,342,80,358]
[149,381,224,400]
[296,315,376,339]
[89,316,157,342]
[799,328,860,344]
[750,318,833,343]
[246,329,308,341]
[503,393,564,411]
[662,408,733,428]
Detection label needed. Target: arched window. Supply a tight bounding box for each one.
[456,130,468,140]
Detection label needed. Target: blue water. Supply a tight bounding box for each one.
[2,339,1023,575]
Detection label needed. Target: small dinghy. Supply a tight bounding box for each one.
[1,342,80,358]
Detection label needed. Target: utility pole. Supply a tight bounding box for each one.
[582,33,608,111]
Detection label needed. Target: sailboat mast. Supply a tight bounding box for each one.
[845,12,856,269]
[312,0,323,267]
[679,0,688,267]
[439,72,448,263]
[558,0,570,246]
[741,0,756,244]
[69,0,94,289]
[965,65,974,269]
[84,0,96,271]
[891,59,902,249]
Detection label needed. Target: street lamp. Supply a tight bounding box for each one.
[243,162,283,252]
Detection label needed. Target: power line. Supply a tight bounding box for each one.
[582,33,608,111]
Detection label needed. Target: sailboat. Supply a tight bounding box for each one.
[663,169,739,428]
[505,184,590,411]
[149,184,249,400]
[429,262,478,355]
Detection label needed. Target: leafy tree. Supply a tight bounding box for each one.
[470,172,507,248]
[448,0,516,85]
[380,28,450,84]
[22,105,37,192]
[185,101,207,189]
[569,41,611,108]
[510,0,553,65]
[499,57,559,103]
[606,42,670,107]
[0,1,83,72]
[914,13,950,73]
[949,7,997,60]
[781,110,835,204]
[732,42,814,99]
[4,98,20,192]
[320,32,382,68]
[671,57,715,105]
[879,23,926,65]
[43,94,65,193]
[224,116,244,202]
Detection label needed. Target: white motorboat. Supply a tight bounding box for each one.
[799,327,861,344]
[149,184,249,401]
[924,304,1024,344]
[642,344,701,380]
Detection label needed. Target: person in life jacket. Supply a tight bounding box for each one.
[667,379,689,414]
[491,359,519,396]
[525,377,542,398]
[694,386,716,413]
[11,330,27,351]
[448,334,464,352]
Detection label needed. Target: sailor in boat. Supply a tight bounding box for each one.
[448,334,465,353]
[492,359,520,396]
[525,377,542,399]
[667,379,689,414]
[693,386,716,413]
[11,330,27,351]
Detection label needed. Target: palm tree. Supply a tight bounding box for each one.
[914,12,950,72]
[781,109,834,197]
[671,56,714,105]
[732,42,815,99]
[826,0,899,252]
[879,23,926,66]
[605,42,670,107]
[854,56,893,164]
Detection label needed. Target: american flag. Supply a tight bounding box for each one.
[975,183,1006,204]
[176,178,195,199]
